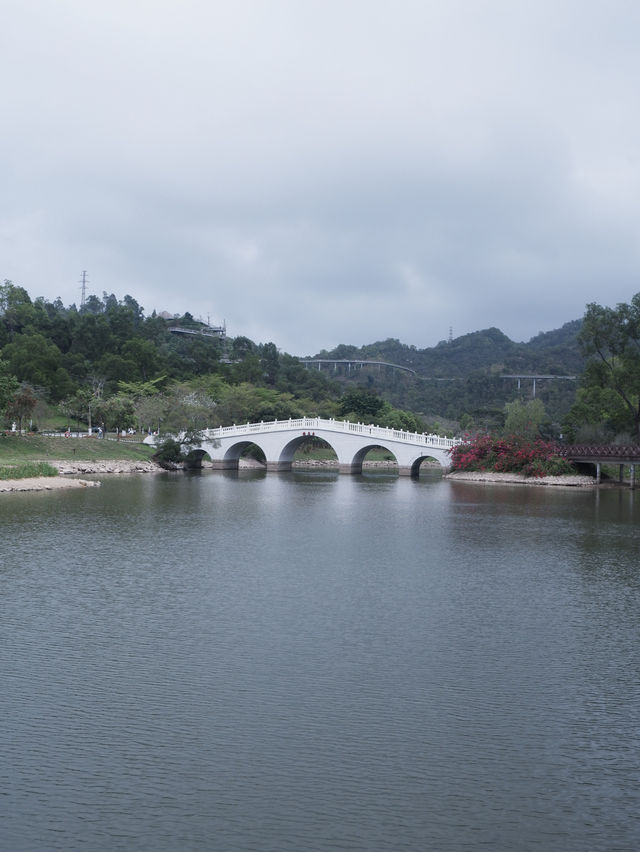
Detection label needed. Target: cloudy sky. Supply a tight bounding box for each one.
[3,1,640,355]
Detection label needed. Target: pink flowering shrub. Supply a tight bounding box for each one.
[449,435,575,478]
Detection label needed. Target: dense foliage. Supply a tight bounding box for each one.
[0,280,423,435]
[2,277,633,447]
[563,293,640,441]
[449,435,575,478]
[312,323,583,428]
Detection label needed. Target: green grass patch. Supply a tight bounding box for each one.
[0,461,59,480]
[294,447,338,460]
[0,434,155,465]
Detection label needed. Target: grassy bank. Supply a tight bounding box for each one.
[0,435,155,466]
[0,434,396,469]
[0,461,59,480]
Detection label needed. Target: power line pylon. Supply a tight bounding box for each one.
[79,270,89,307]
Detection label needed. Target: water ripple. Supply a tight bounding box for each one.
[1,476,640,850]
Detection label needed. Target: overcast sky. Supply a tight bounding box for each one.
[3,1,640,355]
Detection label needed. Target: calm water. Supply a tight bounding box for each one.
[1,470,639,851]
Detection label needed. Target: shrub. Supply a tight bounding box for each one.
[152,438,184,468]
[449,435,575,478]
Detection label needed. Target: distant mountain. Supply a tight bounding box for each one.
[310,320,584,427]
[313,320,583,378]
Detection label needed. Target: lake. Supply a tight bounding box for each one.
[1,470,639,851]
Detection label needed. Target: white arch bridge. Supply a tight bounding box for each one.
[169,417,460,475]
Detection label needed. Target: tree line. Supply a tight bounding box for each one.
[2,278,640,442]
[0,281,424,437]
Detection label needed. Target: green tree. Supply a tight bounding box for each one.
[97,394,135,438]
[117,377,168,433]
[134,393,168,435]
[566,294,640,439]
[337,388,386,422]
[71,313,113,361]
[503,398,549,438]
[96,353,138,385]
[5,385,38,432]
[562,385,630,443]
[379,403,424,433]
[120,339,163,381]
[159,384,217,436]
[230,353,263,384]
[259,342,280,385]
[213,383,306,424]
[230,336,257,359]
[0,281,35,341]
[184,337,221,376]
[59,387,101,433]
[1,332,73,400]
[0,358,19,419]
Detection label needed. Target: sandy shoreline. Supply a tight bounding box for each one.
[0,476,100,493]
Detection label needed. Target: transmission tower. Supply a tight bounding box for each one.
[448,326,453,344]
[79,270,89,307]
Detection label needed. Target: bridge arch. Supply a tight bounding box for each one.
[409,454,446,476]
[184,447,209,469]
[344,444,449,475]
[346,443,397,474]
[154,417,459,476]
[276,434,338,468]
[221,439,267,468]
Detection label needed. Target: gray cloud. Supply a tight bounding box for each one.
[3,0,640,354]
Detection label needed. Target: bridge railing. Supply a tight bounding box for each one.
[203,417,460,448]
[557,444,640,460]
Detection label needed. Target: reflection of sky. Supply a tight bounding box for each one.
[4,1,640,354]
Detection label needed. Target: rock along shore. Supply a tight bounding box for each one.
[0,477,100,493]
[48,460,161,475]
[0,459,161,494]
[445,470,596,487]
[0,459,598,492]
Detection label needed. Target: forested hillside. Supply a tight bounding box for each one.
[314,322,582,376]
[0,281,422,435]
[0,279,584,436]
[312,322,583,428]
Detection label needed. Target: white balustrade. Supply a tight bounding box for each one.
[202,417,460,449]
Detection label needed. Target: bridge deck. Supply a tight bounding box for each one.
[558,445,640,463]
[203,417,458,449]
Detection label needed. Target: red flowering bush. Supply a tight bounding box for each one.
[449,435,574,478]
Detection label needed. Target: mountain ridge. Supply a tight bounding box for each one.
[311,319,583,378]
[308,319,584,427]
